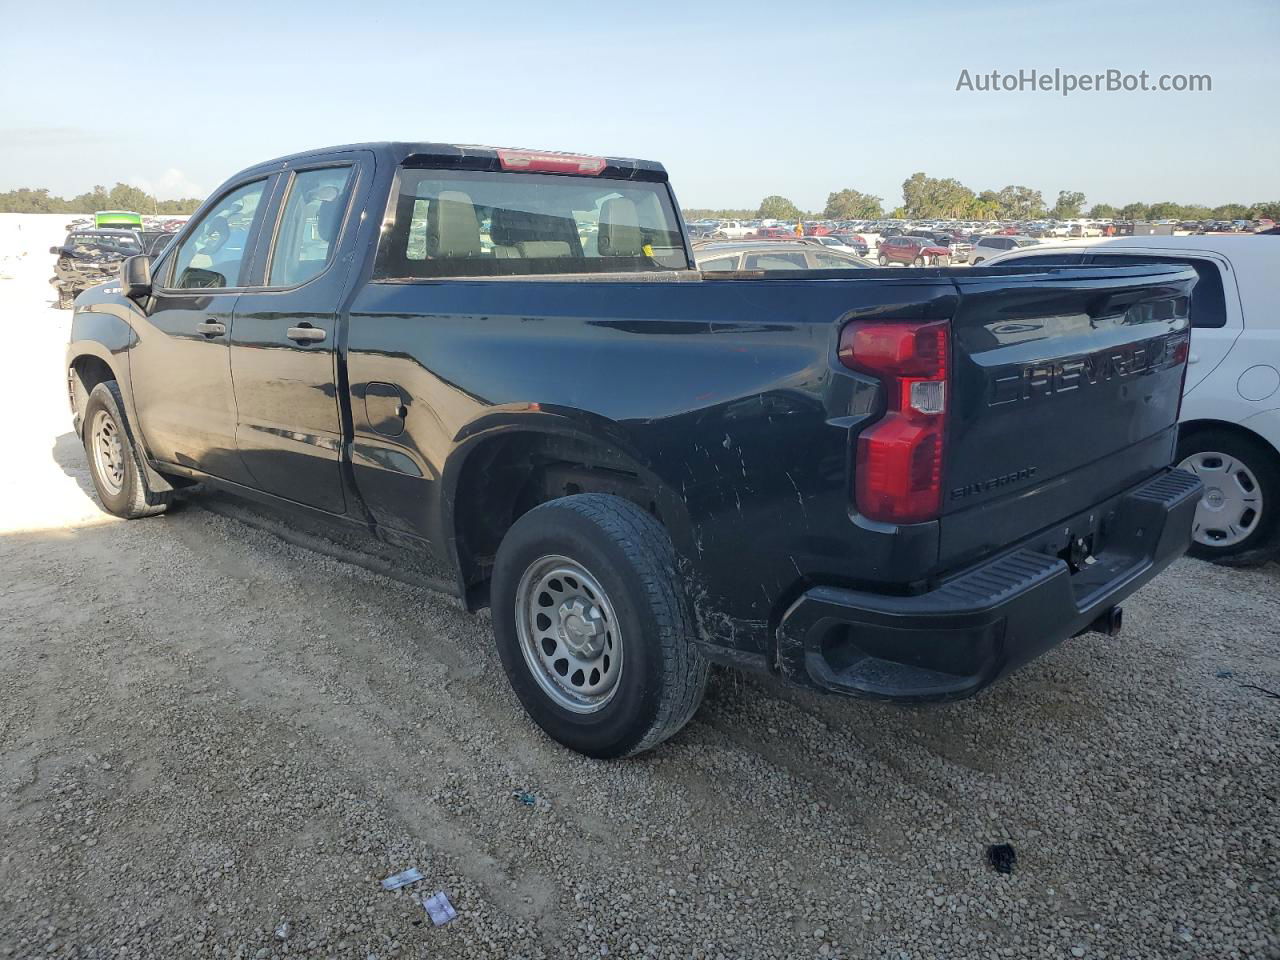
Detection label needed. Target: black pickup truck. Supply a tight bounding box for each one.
[67,142,1202,757]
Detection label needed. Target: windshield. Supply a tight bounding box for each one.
[377,168,689,279]
[65,233,141,254]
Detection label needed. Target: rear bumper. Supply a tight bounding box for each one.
[775,468,1202,702]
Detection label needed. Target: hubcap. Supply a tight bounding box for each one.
[90,409,126,497]
[1178,450,1263,548]
[514,556,622,713]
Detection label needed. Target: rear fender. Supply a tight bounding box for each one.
[442,406,695,598]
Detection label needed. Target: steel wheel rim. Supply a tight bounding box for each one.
[514,555,623,714]
[90,409,126,497]
[1178,450,1263,547]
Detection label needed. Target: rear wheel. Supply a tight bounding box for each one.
[491,494,708,757]
[83,381,171,519]
[877,254,889,266]
[1176,430,1280,565]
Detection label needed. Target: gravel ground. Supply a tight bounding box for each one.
[1,214,1277,959]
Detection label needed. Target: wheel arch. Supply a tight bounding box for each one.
[1178,417,1280,462]
[67,342,126,434]
[67,335,175,493]
[442,411,693,611]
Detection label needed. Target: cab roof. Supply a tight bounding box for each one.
[244,142,668,183]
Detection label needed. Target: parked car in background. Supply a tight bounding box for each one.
[712,220,753,239]
[694,240,870,271]
[876,235,951,266]
[980,235,1280,566]
[686,220,719,240]
[908,230,972,264]
[970,235,1038,264]
[750,225,799,240]
[800,234,870,258]
[49,229,143,308]
[137,230,176,257]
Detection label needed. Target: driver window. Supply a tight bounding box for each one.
[170,179,269,289]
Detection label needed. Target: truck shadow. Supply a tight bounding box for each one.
[51,431,96,501]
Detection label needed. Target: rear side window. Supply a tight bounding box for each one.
[268,166,354,286]
[699,256,740,271]
[375,168,689,279]
[744,252,808,270]
[810,251,869,269]
[1089,254,1228,328]
[1005,253,1085,266]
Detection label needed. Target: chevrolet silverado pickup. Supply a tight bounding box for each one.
[67,142,1202,757]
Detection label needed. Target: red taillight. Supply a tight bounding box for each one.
[839,320,950,524]
[496,149,606,176]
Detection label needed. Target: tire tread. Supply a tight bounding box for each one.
[84,381,172,519]
[512,494,708,755]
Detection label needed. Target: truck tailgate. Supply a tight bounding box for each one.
[939,264,1194,570]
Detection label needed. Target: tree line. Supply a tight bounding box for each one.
[684,173,1280,223]
[0,183,201,216]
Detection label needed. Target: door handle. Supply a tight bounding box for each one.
[287,325,327,344]
[195,320,226,337]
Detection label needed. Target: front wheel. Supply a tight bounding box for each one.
[1177,430,1280,565]
[83,381,171,519]
[877,254,889,266]
[491,494,708,757]
[912,256,925,267]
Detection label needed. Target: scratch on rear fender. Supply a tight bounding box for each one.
[677,554,765,650]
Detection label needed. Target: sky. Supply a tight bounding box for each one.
[1,0,1275,211]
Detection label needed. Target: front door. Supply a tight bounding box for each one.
[130,176,276,483]
[228,156,369,514]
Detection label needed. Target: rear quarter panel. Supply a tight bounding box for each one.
[345,273,958,656]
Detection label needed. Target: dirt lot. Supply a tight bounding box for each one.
[0,214,1276,959]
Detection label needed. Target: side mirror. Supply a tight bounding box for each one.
[122,255,152,300]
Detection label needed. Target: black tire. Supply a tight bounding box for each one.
[912,255,925,267]
[491,494,708,758]
[82,381,171,519]
[877,254,888,266]
[1177,429,1280,565]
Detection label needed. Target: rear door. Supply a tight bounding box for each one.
[130,175,277,483]
[1084,250,1240,393]
[228,151,371,514]
[938,263,1196,569]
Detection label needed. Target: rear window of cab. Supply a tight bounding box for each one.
[374,168,689,279]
